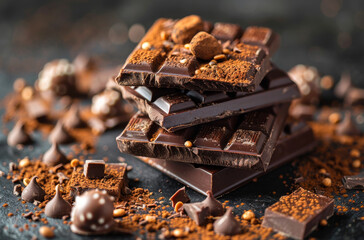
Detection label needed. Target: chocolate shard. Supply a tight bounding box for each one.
[213,208,241,236]
[48,121,74,144]
[182,202,210,226]
[13,184,22,196]
[7,121,33,146]
[342,172,364,189]
[21,176,46,203]
[83,160,105,179]
[169,187,190,207]
[63,103,85,129]
[71,190,115,235]
[139,122,316,197]
[45,185,72,218]
[335,112,360,136]
[117,104,290,171]
[262,188,334,240]
[116,17,279,92]
[201,191,224,216]
[42,142,69,166]
[121,68,299,132]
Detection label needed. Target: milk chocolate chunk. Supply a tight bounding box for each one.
[48,121,74,144]
[201,191,224,216]
[68,163,128,200]
[182,202,209,226]
[342,172,364,189]
[71,190,115,235]
[45,185,72,219]
[7,121,33,146]
[190,32,222,60]
[117,104,290,170]
[335,112,360,136]
[84,160,105,179]
[21,176,46,203]
[213,208,241,236]
[139,122,316,197]
[116,17,279,92]
[171,15,204,44]
[42,142,69,166]
[169,187,190,207]
[262,188,334,240]
[121,69,299,132]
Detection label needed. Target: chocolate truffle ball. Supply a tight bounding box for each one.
[190,32,222,61]
[171,15,204,44]
[71,190,115,235]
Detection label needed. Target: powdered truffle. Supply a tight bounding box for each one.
[190,31,222,60]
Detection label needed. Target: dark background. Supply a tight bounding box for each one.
[0,0,364,239]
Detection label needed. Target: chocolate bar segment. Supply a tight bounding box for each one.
[262,188,334,240]
[116,17,280,92]
[117,104,290,170]
[342,172,364,189]
[139,122,316,197]
[121,69,300,132]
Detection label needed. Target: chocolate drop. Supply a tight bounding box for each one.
[213,208,241,236]
[48,121,74,144]
[45,185,72,218]
[335,112,360,136]
[21,176,46,203]
[71,190,115,235]
[63,103,85,129]
[42,142,69,166]
[7,121,32,146]
[201,191,224,216]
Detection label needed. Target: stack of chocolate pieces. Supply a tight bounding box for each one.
[115,15,316,196]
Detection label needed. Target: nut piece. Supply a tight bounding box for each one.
[70,159,79,168]
[242,210,255,220]
[113,209,126,217]
[184,141,193,148]
[23,178,30,186]
[352,160,361,168]
[190,32,222,60]
[19,158,30,168]
[39,226,54,238]
[320,219,328,226]
[322,178,332,187]
[142,42,151,50]
[174,201,184,212]
[171,15,204,44]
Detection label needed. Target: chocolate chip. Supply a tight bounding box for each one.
[171,15,204,44]
[42,142,69,166]
[335,112,360,136]
[7,121,33,147]
[201,191,224,216]
[21,176,46,203]
[48,120,74,144]
[213,208,241,236]
[45,185,72,219]
[190,32,222,61]
[63,103,85,129]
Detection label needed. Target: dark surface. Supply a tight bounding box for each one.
[1,0,364,239]
[121,69,300,132]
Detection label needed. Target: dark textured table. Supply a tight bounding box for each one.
[1,0,364,239]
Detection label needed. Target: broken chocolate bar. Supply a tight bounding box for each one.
[262,188,334,240]
[139,122,316,196]
[83,160,105,179]
[121,68,299,132]
[116,17,280,92]
[342,172,364,189]
[68,163,128,200]
[117,104,289,171]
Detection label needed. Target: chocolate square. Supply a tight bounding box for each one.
[83,160,105,179]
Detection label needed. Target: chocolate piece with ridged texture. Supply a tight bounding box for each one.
[139,122,316,197]
[116,17,280,92]
[117,103,290,171]
[262,188,334,240]
[121,69,300,132]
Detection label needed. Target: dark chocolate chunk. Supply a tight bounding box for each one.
[121,69,299,132]
[68,163,128,200]
[7,121,33,146]
[342,172,364,189]
[63,103,85,129]
[21,176,46,203]
[117,104,290,171]
[139,122,316,197]
[45,185,72,218]
[201,191,224,216]
[213,208,241,236]
[13,184,22,196]
[42,142,69,166]
[70,190,115,235]
[83,160,105,179]
[335,112,360,136]
[262,188,334,240]
[48,121,74,144]
[169,187,190,207]
[116,17,280,92]
[182,202,209,226]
